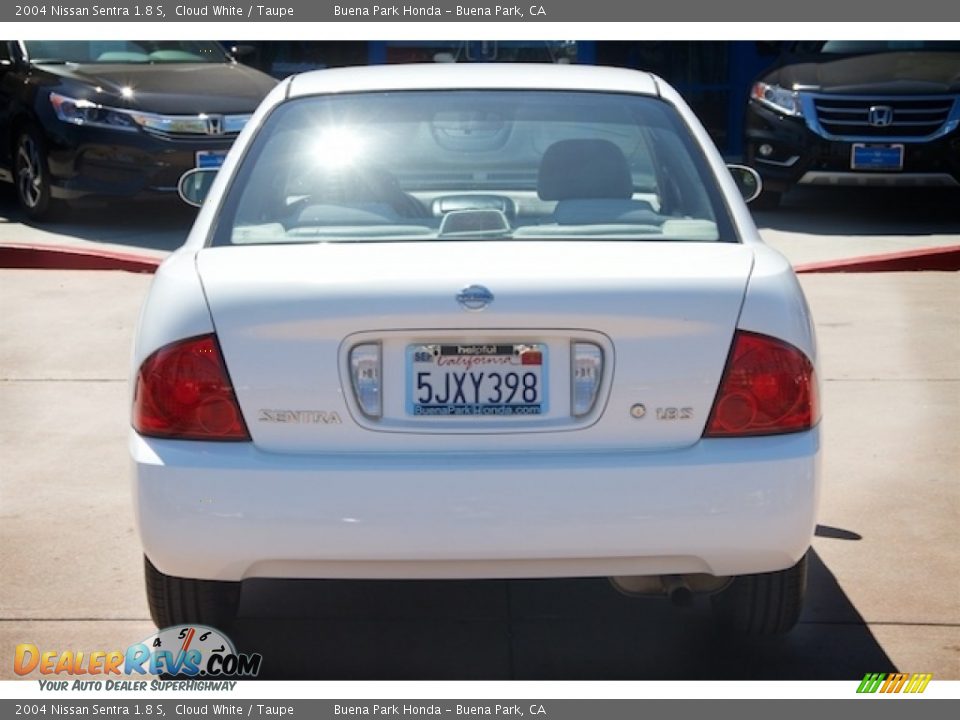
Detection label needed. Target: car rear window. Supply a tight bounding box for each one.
[212,90,737,245]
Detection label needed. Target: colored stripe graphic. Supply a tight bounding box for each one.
[857,672,932,694]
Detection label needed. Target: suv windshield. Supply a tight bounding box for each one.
[24,41,229,64]
[214,90,735,245]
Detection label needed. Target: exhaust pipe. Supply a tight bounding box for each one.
[661,575,693,607]
[609,573,729,601]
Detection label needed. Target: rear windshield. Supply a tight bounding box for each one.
[212,90,737,245]
[25,41,229,64]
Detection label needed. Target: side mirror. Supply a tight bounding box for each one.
[177,168,217,208]
[726,164,763,204]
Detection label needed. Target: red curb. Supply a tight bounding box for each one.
[0,244,161,273]
[795,245,960,273]
[2,242,957,275]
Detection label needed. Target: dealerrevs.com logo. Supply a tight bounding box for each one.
[14,625,262,683]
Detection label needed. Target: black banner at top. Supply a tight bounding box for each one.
[4,0,960,22]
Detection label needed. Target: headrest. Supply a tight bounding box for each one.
[537,139,633,201]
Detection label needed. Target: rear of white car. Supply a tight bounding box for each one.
[131,65,820,636]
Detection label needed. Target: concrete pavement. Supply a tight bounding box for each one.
[1,268,957,680]
[0,188,190,261]
[756,186,960,269]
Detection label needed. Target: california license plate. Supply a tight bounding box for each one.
[406,343,548,417]
[851,143,904,171]
[195,150,228,169]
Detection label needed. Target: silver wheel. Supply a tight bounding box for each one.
[15,134,44,209]
[13,129,64,221]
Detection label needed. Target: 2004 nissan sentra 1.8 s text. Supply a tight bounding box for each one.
[131,64,821,636]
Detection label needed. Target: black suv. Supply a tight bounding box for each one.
[0,41,277,220]
[745,41,960,208]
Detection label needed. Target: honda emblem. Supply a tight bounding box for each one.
[204,115,224,135]
[867,106,894,128]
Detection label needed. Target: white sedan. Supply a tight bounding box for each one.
[131,64,820,636]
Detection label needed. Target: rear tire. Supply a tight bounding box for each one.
[711,551,807,636]
[14,127,67,222]
[144,556,241,631]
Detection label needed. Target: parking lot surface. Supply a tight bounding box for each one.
[1,186,958,680]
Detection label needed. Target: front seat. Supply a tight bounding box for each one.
[536,139,657,225]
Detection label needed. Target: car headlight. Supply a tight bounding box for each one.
[750,82,803,117]
[49,92,138,131]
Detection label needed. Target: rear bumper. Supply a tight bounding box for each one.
[131,428,821,582]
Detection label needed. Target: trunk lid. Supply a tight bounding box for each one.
[196,241,754,453]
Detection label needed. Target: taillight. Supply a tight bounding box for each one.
[704,330,818,437]
[133,334,250,441]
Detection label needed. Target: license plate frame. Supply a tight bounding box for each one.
[851,143,904,171]
[406,343,548,417]
[195,150,228,169]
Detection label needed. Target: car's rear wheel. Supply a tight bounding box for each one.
[711,551,807,636]
[14,128,67,221]
[144,556,241,631]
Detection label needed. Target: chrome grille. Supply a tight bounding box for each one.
[141,127,243,141]
[136,113,251,140]
[811,96,956,139]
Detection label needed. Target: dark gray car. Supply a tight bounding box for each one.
[0,40,277,220]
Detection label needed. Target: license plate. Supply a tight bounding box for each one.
[407,343,548,417]
[195,150,228,169]
[851,143,904,171]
